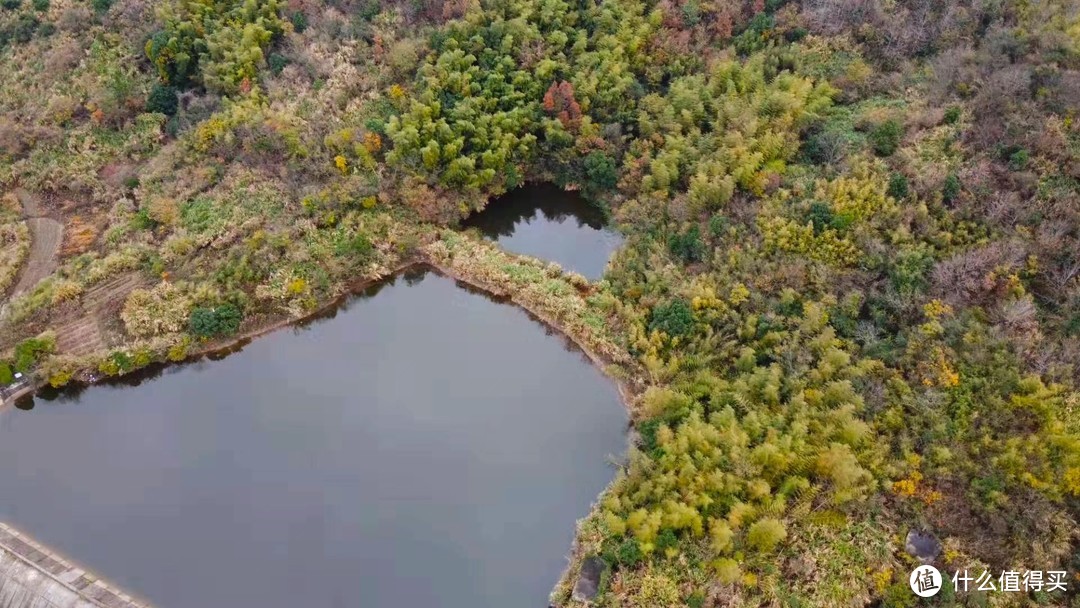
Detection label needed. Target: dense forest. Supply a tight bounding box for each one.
[1,0,1080,604]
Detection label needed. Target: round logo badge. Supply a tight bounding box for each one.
[909,565,943,597]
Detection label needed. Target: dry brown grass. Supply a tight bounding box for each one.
[0,221,30,296]
[61,215,99,256]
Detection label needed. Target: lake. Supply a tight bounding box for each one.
[463,184,622,281]
[0,268,627,607]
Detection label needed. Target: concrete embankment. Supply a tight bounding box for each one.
[0,381,35,411]
[0,522,150,608]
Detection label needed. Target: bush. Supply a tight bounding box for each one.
[785,27,808,42]
[655,528,678,554]
[583,151,619,190]
[649,299,694,337]
[111,351,134,372]
[146,83,178,116]
[189,303,243,338]
[268,52,288,75]
[289,10,307,32]
[616,538,643,567]
[669,225,704,263]
[681,0,700,26]
[48,370,73,388]
[31,0,46,10]
[13,334,55,372]
[336,232,374,260]
[0,361,13,385]
[132,208,159,231]
[942,173,962,203]
[0,0,20,10]
[8,13,38,43]
[1008,149,1029,171]
[734,12,775,55]
[708,214,728,239]
[807,201,834,235]
[636,417,664,453]
[888,247,935,295]
[90,0,111,12]
[746,518,787,553]
[801,128,846,165]
[887,173,910,200]
[943,105,962,124]
[869,120,902,156]
[1065,314,1080,338]
[357,0,379,19]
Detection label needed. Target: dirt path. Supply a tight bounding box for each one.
[9,189,63,298]
[13,188,41,216]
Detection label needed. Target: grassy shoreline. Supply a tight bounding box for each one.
[5,231,644,412]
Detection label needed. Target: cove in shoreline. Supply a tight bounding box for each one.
[462,184,623,281]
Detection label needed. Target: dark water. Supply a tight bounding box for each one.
[0,269,626,608]
[463,184,622,280]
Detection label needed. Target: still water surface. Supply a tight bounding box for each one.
[0,269,626,607]
[463,184,622,280]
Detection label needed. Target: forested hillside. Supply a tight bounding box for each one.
[1,0,1079,604]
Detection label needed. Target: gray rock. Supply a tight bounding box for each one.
[905,530,942,562]
[571,556,607,602]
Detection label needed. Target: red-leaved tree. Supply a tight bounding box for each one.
[542,81,582,131]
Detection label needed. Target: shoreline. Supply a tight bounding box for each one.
[189,258,422,361]
[0,381,35,409]
[0,245,639,606]
[5,251,640,415]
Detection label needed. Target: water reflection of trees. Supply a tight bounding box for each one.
[462,184,607,238]
[9,265,596,411]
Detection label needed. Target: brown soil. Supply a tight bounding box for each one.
[55,315,104,357]
[10,217,62,297]
[52,272,148,356]
[98,162,138,189]
[8,189,63,298]
[82,272,145,313]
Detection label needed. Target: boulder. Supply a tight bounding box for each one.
[905,530,942,562]
[571,556,607,602]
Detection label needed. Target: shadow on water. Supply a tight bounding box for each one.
[462,183,609,237]
[21,265,594,414]
[22,267,433,410]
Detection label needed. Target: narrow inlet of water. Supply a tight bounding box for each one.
[463,184,622,281]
